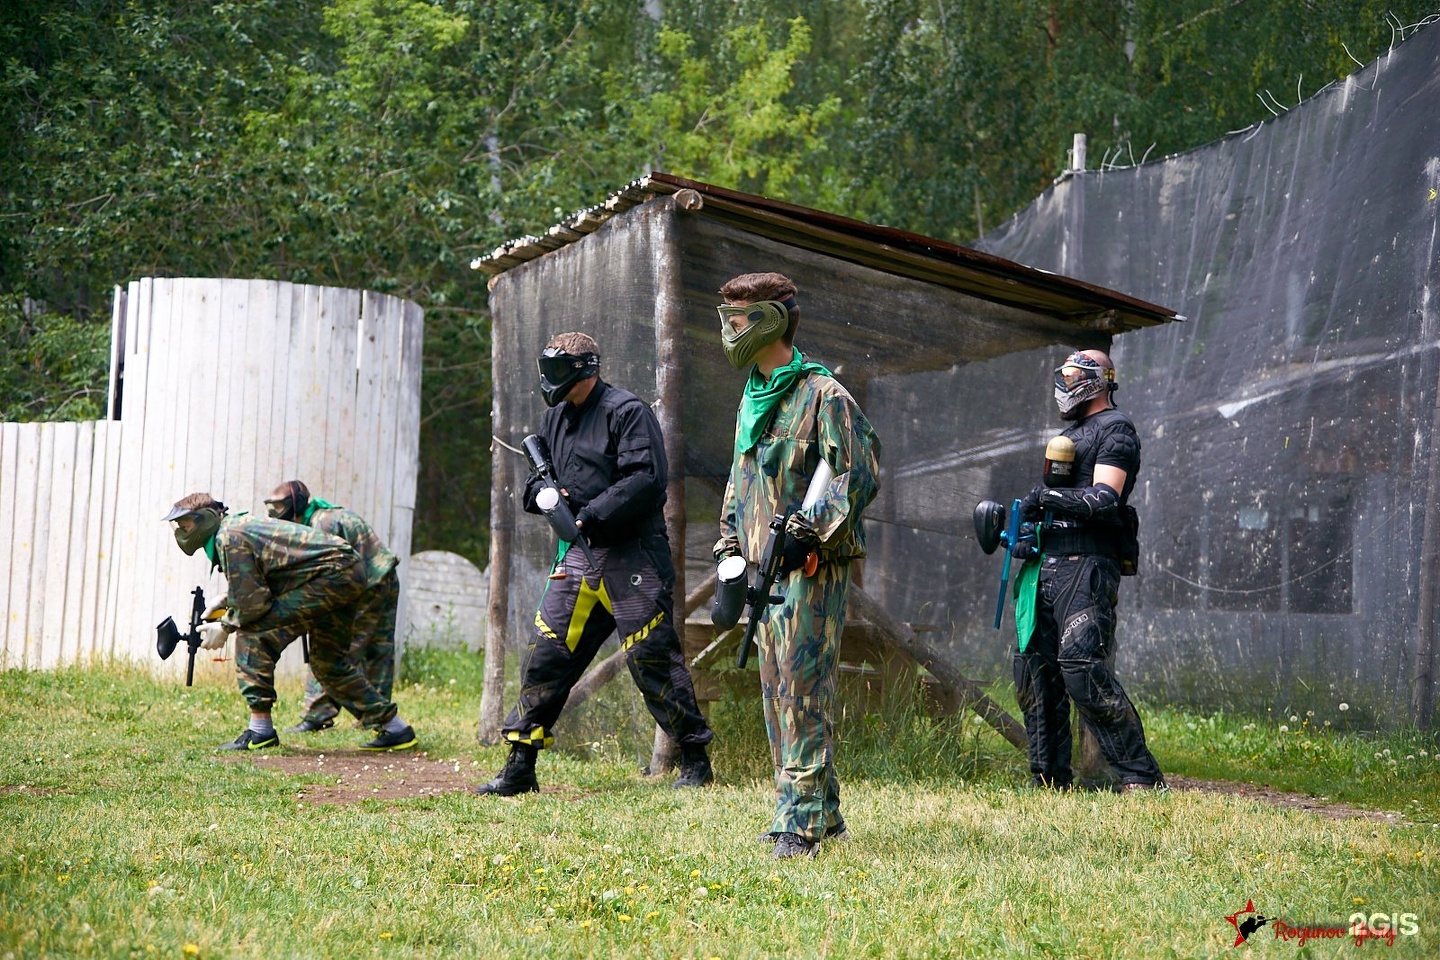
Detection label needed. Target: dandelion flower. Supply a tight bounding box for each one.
[1279,725,1289,733]
[1339,703,1350,712]
[618,914,632,923]
[182,946,200,957]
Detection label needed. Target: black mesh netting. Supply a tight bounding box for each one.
[973,22,1440,727]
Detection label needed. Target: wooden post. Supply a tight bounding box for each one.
[648,207,689,773]
[478,282,512,744]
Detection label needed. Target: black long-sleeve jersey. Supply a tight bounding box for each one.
[521,379,668,546]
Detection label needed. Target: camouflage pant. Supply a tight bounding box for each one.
[756,560,850,842]
[299,569,399,724]
[232,563,398,728]
[502,535,713,750]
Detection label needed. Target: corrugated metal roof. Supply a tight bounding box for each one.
[471,171,1183,333]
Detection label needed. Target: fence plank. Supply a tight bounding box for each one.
[79,421,119,657]
[6,426,41,665]
[41,421,80,668]
[27,424,56,668]
[0,422,20,660]
[325,288,361,505]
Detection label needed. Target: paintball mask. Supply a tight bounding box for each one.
[162,503,226,556]
[718,296,794,370]
[537,347,599,408]
[1053,351,1115,420]
[264,480,311,521]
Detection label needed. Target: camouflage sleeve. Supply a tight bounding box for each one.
[714,467,741,562]
[793,391,881,547]
[216,530,275,630]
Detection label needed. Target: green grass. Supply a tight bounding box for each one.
[1,653,1437,959]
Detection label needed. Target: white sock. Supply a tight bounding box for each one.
[383,715,408,734]
[249,715,275,737]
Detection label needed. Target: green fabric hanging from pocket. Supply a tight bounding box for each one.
[1013,558,1042,653]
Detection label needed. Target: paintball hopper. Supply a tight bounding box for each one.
[523,433,598,570]
[155,617,183,660]
[974,500,1006,555]
[710,555,749,630]
[1043,435,1077,488]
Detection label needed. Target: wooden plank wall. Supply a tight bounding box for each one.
[0,278,424,677]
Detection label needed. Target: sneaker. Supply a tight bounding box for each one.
[673,745,714,789]
[283,718,335,734]
[218,729,279,751]
[358,725,417,751]
[772,833,818,860]
[760,820,848,843]
[473,743,539,796]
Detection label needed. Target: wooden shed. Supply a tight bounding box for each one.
[471,172,1180,745]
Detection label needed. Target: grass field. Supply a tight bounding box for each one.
[2,650,1437,958]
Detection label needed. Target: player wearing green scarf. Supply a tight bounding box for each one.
[713,272,881,860]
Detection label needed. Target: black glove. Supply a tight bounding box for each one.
[1009,521,1041,560]
[779,533,819,575]
[1018,485,1045,523]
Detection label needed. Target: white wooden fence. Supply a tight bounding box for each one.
[0,278,423,679]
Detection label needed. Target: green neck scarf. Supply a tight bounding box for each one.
[301,497,338,525]
[203,510,248,571]
[736,348,831,454]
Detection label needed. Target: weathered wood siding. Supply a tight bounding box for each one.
[0,278,423,679]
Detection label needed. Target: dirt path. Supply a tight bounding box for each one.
[232,749,594,804]
[225,751,1402,822]
[1165,775,1404,823]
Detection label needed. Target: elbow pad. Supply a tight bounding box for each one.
[1038,483,1119,521]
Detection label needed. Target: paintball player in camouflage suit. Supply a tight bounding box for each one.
[163,492,417,752]
[714,273,881,860]
[260,480,400,735]
[474,332,715,796]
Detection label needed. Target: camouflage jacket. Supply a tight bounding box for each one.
[308,507,398,588]
[214,515,361,633]
[715,367,881,565]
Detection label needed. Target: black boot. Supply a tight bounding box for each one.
[473,743,539,796]
[673,743,714,789]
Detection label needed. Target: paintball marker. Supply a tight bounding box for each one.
[726,513,789,669]
[972,435,1077,629]
[713,459,835,668]
[155,586,214,686]
[521,433,599,570]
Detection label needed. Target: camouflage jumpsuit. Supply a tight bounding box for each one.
[217,515,399,728]
[716,361,881,842]
[293,507,400,726]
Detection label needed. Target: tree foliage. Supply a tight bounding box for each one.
[2,0,1435,563]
